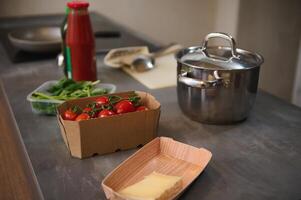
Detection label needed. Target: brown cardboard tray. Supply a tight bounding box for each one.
[57,91,161,159]
[102,137,212,200]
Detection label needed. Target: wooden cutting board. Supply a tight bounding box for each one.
[122,54,177,89]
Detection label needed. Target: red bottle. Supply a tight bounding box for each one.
[65,1,97,81]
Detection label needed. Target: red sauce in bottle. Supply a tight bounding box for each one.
[66,1,97,81]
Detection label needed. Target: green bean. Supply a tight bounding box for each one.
[32,78,108,101]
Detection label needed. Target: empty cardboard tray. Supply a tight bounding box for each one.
[102,137,212,200]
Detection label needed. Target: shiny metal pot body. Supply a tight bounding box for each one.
[176,33,263,124]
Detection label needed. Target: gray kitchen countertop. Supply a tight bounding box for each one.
[0,13,301,200]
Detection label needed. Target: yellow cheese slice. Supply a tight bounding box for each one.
[117,172,182,200]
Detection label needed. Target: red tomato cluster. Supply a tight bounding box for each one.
[62,95,148,121]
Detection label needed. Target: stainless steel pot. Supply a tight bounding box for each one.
[176,32,264,124]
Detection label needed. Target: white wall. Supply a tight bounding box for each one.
[0,0,241,47]
[214,0,240,38]
[0,0,67,17]
[92,0,219,46]
[0,0,222,46]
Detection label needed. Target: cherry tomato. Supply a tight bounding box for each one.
[115,100,136,114]
[98,109,115,118]
[83,107,92,113]
[136,106,148,111]
[95,96,109,106]
[75,113,90,121]
[63,109,78,120]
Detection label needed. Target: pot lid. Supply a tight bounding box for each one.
[177,32,264,70]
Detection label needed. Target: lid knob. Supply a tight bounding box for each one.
[202,32,238,58]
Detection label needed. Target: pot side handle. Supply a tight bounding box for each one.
[178,71,223,89]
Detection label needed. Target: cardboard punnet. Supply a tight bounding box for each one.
[57,91,161,159]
